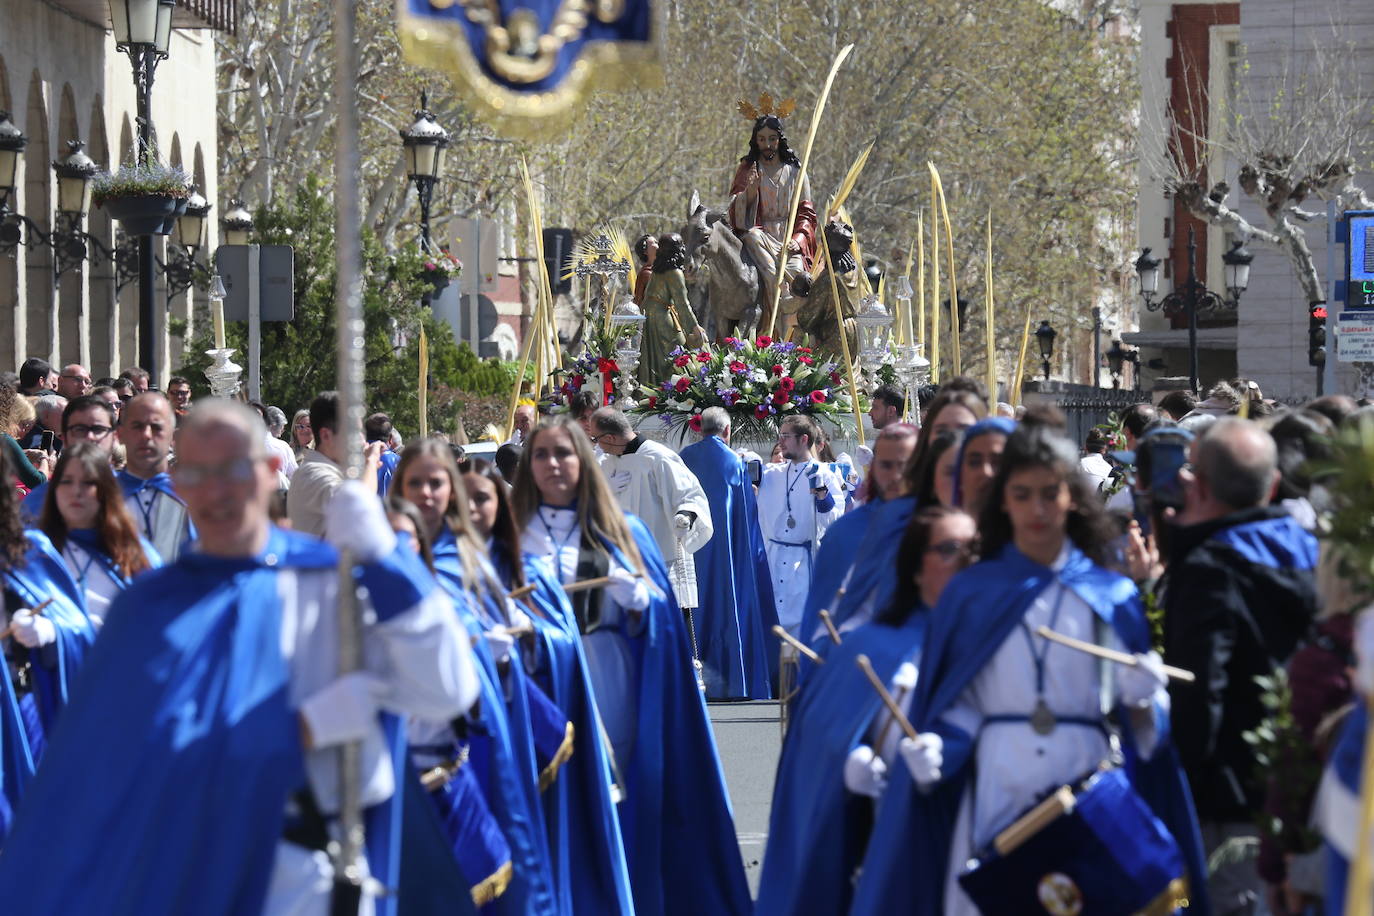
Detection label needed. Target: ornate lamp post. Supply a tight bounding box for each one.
[399,93,450,254]
[221,198,253,246]
[108,0,175,380]
[163,188,210,299]
[51,140,101,279]
[1035,319,1056,381]
[1105,338,1140,391]
[1136,228,1245,395]
[0,111,25,222]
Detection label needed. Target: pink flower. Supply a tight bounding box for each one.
[809,390,827,404]
[772,388,789,405]
[697,352,711,362]
[756,335,773,347]
[798,355,815,366]
[829,371,841,384]
[779,376,796,391]
[771,364,784,376]
[674,377,692,393]
[798,347,813,354]
[648,396,658,408]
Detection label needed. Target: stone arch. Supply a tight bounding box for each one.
[23,70,51,362]
[168,131,182,169]
[55,83,81,365]
[88,98,115,377]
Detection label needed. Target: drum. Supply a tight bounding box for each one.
[957,766,1189,915]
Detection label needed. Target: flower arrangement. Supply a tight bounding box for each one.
[421,249,463,279]
[633,335,861,440]
[92,159,191,206]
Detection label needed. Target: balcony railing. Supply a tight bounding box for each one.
[47,0,238,36]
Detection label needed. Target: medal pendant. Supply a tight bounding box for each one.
[786,515,796,529]
[1030,698,1056,735]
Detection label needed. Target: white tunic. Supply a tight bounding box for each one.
[264,563,476,916]
[598,439,712,608]
[59,540,126,624]
[936,548,1161,915]
[756,460,845,632]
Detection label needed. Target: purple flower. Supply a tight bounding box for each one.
[669,345,685,357]
[730,338,747,351]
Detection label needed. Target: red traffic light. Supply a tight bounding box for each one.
[1312,306,1328,319]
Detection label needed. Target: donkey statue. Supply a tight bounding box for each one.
[680,190,764,341]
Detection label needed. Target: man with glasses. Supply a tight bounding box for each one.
[19,395,120,518]
[0,399,478,913]
[116,392,194,561]
[55,364,92,400]
[166,376,193,418]
[758,415,845,636]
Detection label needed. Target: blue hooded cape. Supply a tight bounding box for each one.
[851,544,1211,915]
[756,611,929,915]
[0,530,96,835]
[612,513,752,916]
[0,527,437,914]
[503,552,636,915]
[679,435,778,699]
[1321,701,1365,915]
[821,495,917,642]
[431,525,560,915]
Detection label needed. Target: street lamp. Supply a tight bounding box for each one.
[0,110,25,215]
[1105,338,1140,391]
[163,188,210,300]
[222,199,253,245]
[1035,319,1056,381]
[51,140,100,278]
[108,0,176,382]
[399,92,449,253]
[1136,227,1240,395]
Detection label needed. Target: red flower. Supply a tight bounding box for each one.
[572,374,586,388]
[689,415,703,432]
[673,354,691,368]
[728,360,747,374]
[798,347,813,354]
[696,352,711,363]
[829,371,841,384]
[724,337,738,344]
[809,390,828,404]
[772,388,789,405]
[779,376,796,391]
[754,404,769,419]
[798,355,815,366]
[674,377,692,393]
[771,364,784,376]
[648,396,658,408]
[597,357,619,373]
[756,335,773,347]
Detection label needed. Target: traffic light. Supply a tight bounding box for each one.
[1309,302,1328,367]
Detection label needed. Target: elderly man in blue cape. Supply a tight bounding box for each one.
[0,401,479,916]
[678,406,779,699]
[0,454,96,836]
[115,391,195,561]
[850,426,1210,915]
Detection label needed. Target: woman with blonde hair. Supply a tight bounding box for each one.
[511,416,751,914]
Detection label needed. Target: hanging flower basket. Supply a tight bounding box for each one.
[92,158,192,237]
[100,194,182,236]
[420,267,451,295]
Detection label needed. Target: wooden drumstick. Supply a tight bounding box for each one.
[1035,626,1195,683]
[0,598,54,642]
[506,573,635,601]
[855,653,919,741]
[507,583,538,600]
[772,625,823,664]
[818,609,842,645]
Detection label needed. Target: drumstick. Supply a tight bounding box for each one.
[507,583,538,600]
[1035,626,1195,684]
[818,609,842,645]
[772,625,823,664]
[0,598,54,641]
[856,653,919,741]
[562,575,615,594]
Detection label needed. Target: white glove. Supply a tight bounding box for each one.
[843,744,889,799]
[506,606,532,632]
[484,628,515,665]
[324,479,397,563]
[606,565,649,609]
[673,512,694,532]
[898,733,944,790]
[1356,612,1374,699]
[299,671,387,749]
[9,609,56,649]
[1118,650,1168,708]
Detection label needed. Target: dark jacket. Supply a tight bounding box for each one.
[1162,505,1318,822]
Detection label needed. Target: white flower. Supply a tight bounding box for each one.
[749,369,768,384]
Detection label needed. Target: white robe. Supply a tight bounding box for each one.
[756,459,845,633]
[598,439,712,608]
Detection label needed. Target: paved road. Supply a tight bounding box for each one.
[707,699,782,897]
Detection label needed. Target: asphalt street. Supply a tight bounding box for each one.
[707,700,783,897]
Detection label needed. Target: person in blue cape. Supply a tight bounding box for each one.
[512,416,752,916]
[1317,700,1364,915]
[114,391,195,561]
[0,450,96,836]
[0,401,479,915]
[36,442,162,626]
[461,456,635,916]
[757,504,977,915]
[852,423,1210,915]
[391,438,562,916]
[798,423,922,653]
[678,406,779,700]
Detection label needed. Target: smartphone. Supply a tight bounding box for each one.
[40,430,55,453]
[1143,435,1190,511]
[747,459,763,487]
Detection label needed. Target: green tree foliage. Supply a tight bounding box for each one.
[176,177,519,437]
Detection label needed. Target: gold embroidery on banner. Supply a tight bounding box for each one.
[1037,873,1084,916]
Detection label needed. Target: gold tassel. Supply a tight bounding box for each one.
[539,721,576,793]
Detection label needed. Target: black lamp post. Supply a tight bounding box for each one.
[399,93,449,254]
[108,0,175,381]
[1105,338,1140,391]
[1035,319,1056,381]
[1136,228,1245,395]
[0,110,24,217]
[51,140,101,278]
[222,199,253,246]
[163,188,210,300]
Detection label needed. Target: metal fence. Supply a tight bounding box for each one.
[1021,381,1149,447]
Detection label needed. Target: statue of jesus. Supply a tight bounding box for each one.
[728,113,818,325]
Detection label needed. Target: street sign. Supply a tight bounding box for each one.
[1336,313,1374,362]
[451,218,499,293]
[215,245,295,321]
